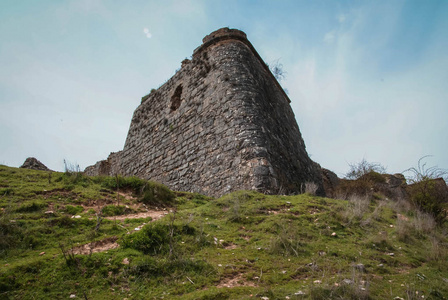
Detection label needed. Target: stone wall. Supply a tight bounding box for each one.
[85,28,324,197]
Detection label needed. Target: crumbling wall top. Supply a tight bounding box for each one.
[202,27,247,43]
[193,27,249,57]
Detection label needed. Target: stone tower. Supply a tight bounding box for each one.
[85,28,324,197]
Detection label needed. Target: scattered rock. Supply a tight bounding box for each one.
[313,280,322,284]
[20,157,51,171]
[342,279,354,285]
[294,291,305,295]
[122,258,130,265]
[69,294,76,299]
[331,232,337,237]
[44,211,54,214]
[261,297,269,300]
[39,252,45,256]
[387,253,395,256]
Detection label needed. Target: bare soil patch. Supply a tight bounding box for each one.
[217,273,257,288]
[72,237,119,255]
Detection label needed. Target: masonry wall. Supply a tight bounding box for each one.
[85,28,324,197]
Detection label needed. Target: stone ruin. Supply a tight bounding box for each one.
[85,28,325,197]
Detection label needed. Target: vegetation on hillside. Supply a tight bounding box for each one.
[0,165,447,299]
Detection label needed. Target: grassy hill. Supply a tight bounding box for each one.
[0,165,447,299]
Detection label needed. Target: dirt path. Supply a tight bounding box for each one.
[104,210,167,221]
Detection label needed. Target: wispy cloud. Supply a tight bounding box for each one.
[284,4,448,175]
[323,30,336,43]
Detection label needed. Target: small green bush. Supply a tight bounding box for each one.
[102,205,129,217]
[361,171,386,183]
[47,216,75,228]
[64,205,83,215]
[121,223,171,255]
[100,176,147,193]
[140,181,175,206]
[121,222,195,255]
[407,180,447,224]
[16,201,47,213]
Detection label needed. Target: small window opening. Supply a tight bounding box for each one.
[170,85,183,112]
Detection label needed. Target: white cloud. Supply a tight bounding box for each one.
[323,31,336,43]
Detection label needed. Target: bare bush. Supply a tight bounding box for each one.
[396,217,412,242]
[412,210,436,235]
[345,158,386,180]
[371,200,386,221]
[392,197,412,215]
[302,182,318,195]
[428,235,447,262]
[343,194,371,222]
[404,155,448,183]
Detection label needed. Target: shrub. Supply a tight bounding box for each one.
[62,159,90,187]
[101,176,147,193]
[404,155,448,183]
[407,180,447,224]
[101,205,130,217]
[140,181,175,206]
[65,205,83,215]
[121,223,171,255]
[347,194,371,221]
[404,156,448,225]
[16,201,47,213]
[100,176,174,206]
[345,158,386,180]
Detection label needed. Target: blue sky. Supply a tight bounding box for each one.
[0,0,447,178]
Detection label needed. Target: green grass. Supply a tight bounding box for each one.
[0,165,447,299]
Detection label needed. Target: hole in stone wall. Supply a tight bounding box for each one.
[170,85,183,112]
